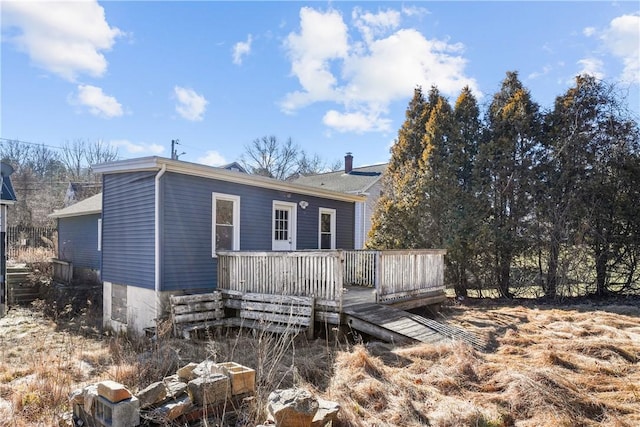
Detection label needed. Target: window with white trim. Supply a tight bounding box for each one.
[319,208,336,249]
[212,193,240,256]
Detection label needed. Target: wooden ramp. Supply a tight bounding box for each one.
[343,303,487,350]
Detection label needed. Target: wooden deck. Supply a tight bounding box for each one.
[212,249,484,348]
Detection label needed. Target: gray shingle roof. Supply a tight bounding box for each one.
[293,163,387,193]
[49,192,102,218]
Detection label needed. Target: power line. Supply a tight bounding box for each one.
[0,137,66,151]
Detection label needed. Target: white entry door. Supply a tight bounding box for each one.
[272,201,296,251]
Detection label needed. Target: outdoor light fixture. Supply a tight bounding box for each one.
[299,200,309,209]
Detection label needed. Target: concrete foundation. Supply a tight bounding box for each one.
[103,282,160,334]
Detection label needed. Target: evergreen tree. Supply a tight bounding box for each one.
[369,87,431,248]
[476,72,542,298]
[417,90,455,249]
[447,87,483,297]
[545,76,640,295]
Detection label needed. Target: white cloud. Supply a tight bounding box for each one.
[401,6,430,18]
[233,34,253,65]
[323,110,392,133]
[173,86,208,121]
[110,139,164,155]
[583,27,596,37]
[601,13,640,84]
[528,65,552,80]
[282,7,349,111]
[197,151,227,166]
[71,84,123,118]
[352,8,401,45]
[576,58,605,80]
[2,0,122,81]
[282,6,478,134]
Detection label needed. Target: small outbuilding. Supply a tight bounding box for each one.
[49,192,102,284]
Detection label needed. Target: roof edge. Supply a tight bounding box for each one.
[92,157,366,203]
[49,208,101,219]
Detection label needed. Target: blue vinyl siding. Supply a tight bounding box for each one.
[57,214,101,270]
[295,199,354,250]
[102,172,156,289]
[160,172,355,292]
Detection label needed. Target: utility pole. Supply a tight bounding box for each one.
[171,139,185,160]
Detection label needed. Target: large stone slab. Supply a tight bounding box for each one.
[151,395,192,421]
[177,362,198,382]
[164,375,188,398]
[192,360,217,378]
[311,399,340,427]
[187,374,230,406]
[268,388,319,427]
[137,381,167,409]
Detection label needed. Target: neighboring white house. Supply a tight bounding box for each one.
[293,153,386,249]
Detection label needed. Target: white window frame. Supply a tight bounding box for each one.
[318,207,336,250]
[97,218,102,251]
[212,193,241,257]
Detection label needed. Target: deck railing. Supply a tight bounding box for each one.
[368,250,446,303]
[343,250,446,303]
[216,250,344,305]
[218,249,446,306]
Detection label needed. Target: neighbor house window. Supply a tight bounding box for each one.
[319,208,336,249]
[212,193,240,256]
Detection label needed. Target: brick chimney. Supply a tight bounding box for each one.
[344,152,353,174]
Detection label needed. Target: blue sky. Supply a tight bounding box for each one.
[2,1,639,169]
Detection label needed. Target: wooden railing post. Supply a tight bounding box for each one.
[374,250,381,302]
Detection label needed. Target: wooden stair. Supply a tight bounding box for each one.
[7,266,39,305]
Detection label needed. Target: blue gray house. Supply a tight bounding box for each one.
[91,156,365,333]
[49,192,102,284]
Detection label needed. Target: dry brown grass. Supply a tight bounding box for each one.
[322,300,640,426]
[1,298,639,426]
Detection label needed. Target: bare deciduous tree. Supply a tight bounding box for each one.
[61,139,118,181]
[240,136,339,180]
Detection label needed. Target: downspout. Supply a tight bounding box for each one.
[154,164,167,313]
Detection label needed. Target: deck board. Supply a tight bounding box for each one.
[343,303,484,348]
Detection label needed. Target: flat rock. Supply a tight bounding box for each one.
[268,388,319,427]
[151,395,192,421]
[84,385,99,414]
[164,375,188,398]
[177,362,198,381]
[311,399,340,427]
[187,375,230,406]
[192,360,217,378]
[137,381,167,409]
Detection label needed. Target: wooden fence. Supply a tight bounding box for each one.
[7,226,56,260]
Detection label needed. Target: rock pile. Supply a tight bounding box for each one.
[70,362,339,426]
[70,360,255,426]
